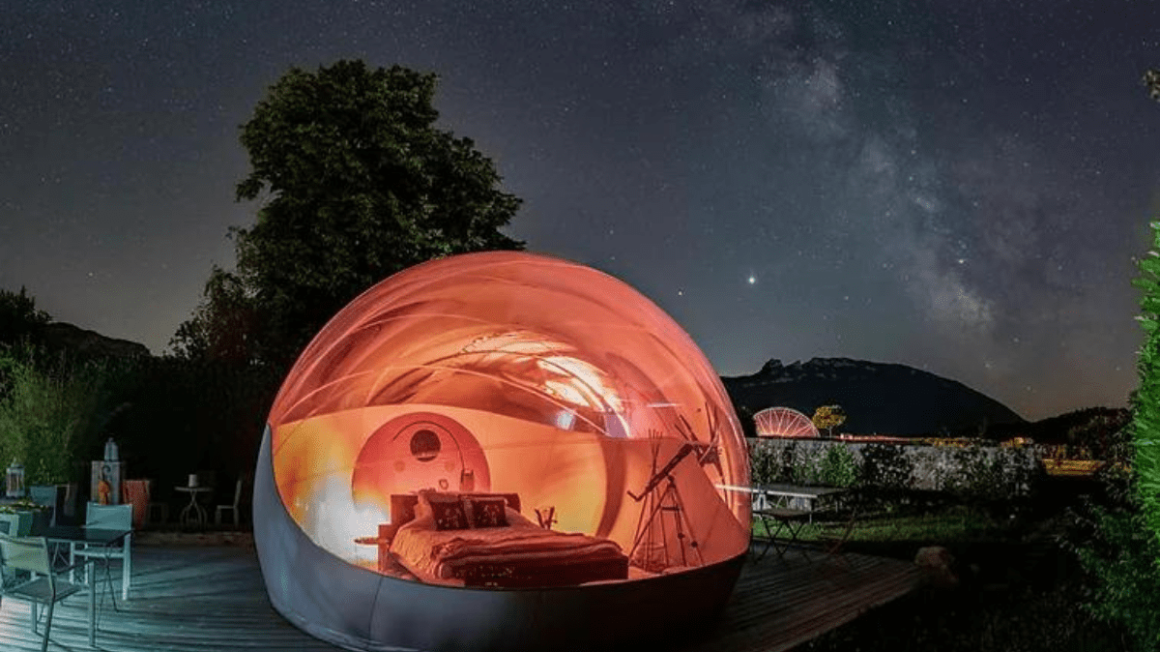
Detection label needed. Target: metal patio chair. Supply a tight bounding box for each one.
[0,534,92,652]
[71,503,132,610]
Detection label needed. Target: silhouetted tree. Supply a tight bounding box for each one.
[170,268,258,364]
[0,286,50,347]
[175,59,524,368]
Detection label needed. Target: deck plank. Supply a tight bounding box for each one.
[0,543,923,652]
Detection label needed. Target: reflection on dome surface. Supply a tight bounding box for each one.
[266,251,750,589]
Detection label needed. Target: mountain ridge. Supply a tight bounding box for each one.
[722,357,1026,437]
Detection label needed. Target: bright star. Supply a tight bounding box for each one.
[747,274,756,285]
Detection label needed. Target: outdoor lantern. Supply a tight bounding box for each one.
[6,460,24,499]
[253,251,751,652]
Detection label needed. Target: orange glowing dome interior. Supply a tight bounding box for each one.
[267,251,750,587]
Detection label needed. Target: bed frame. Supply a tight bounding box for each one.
[384,492,629,588]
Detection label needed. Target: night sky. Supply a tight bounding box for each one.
[3,1,1159,421]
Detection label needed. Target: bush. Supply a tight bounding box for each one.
[0,346,131,486]
[946,442,1035,504]
[109,356,279,487]
[791,444,825,485]
[1131,219,1160,550]
[817,444,859,488]
[748,439,778,486]
[1068,504,1160,652]
[860,443,914,491]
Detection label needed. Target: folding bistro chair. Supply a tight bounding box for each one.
[813,506,859,563]
[753,507,811,560]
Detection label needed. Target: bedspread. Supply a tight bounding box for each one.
[391,509,628,587]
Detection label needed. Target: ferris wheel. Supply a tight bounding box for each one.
[753,407,819,438]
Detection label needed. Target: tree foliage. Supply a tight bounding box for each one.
[174,59,524,368]
[1145,69,1160,103]
[817,444,859,488]
[1132,221,1160,551]
[1063,78,1160,651]
[0,287,51,347]
[811,404,847,437]
[169,268,258,363]
[1074,507,1160,652]
[0,346,131,486]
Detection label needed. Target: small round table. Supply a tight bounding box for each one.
[175,486,213,527]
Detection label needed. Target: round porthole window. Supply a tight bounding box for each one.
[409,430,440,461]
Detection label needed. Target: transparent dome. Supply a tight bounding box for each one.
[266,251,750,588]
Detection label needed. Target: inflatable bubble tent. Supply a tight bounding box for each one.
[254,251,751,652]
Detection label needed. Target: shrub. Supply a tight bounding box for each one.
[109,356,279,486]
[775,441,798,483]
[748,440,778,486]
[1131,220,1160,548]
[792,444,825,485]
[946,442,1031,504]
[860,443,913,491]
[1068,504,1160,652]
[817,444,859,488]
[0,346,131,486]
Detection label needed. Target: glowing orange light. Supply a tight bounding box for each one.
[266,251,749,587]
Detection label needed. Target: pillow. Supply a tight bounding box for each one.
[420,491,470,531]
[465,496,509,528]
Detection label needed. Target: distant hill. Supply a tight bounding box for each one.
[8,322,152,361]
[988,406,1130,448]
[722,357,1026,437]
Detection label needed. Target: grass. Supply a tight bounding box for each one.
[763,487,1137,652]
[753,503,1006,547]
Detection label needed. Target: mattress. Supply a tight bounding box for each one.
[391,508,629,587]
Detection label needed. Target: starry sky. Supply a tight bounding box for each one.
[3,1,1159,421]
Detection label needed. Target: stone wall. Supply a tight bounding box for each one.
[748,437,1043,496]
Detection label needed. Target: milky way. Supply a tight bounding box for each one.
[3,1,1159,420]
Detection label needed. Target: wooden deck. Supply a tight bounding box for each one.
[0,543,924,652]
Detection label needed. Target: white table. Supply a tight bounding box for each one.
[717,483,848,521]
[176,486,213,526]
[717,484,853,560]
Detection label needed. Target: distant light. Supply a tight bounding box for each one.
[747,275,756,285]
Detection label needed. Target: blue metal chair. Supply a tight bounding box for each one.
[71,503,132,610]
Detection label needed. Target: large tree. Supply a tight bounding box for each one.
[175,60,523,367]
[169,267,257,363]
